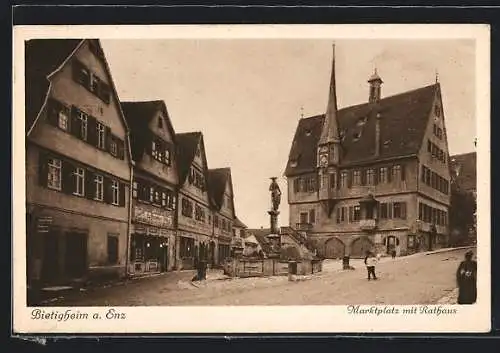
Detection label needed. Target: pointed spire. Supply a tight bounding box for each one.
[319,43,340,144]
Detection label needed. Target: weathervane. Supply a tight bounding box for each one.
[435,70,439,83]
[300,106,304,119]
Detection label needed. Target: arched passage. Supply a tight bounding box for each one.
[324,237,345,259]
[350,236,374,258]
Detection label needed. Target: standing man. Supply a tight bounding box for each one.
[456,250,477,304]
[364,250,378,280]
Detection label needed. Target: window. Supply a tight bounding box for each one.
[94,174,104,201]
[437,128,443,139]
[380,203,388,219]
[392,165,401,181]
[341,207,346,222]
[158,117,163,129]
[90,74,99,94]
[419,203,423,221]
[427,140,432,153]
[107,235,119,265]
[366,169,375,185]
[434,104,441,117]
[329,173,336,189]
[111,180,119,205]
[47,158,62,190]
[309,209,316,223]
[393,203,401,218]
[132,181,138,198]
[58,110,69,131]
[74,61,90,86]
[340,172,348,188]
[408,235,415,248]
[180,237,194,258]
[73,167,85,196]
[353,170,361,185]
[182,198,193,218]
[300,212,308,224]
[379,167,387,184]
[97,122,106,149]
[195,205,205,222]
[77,111,88,141]
[164,149,171,165]
[353,205,361,221]
[152,141,158,159]
[214,215,219,228]
[110,137,118,157]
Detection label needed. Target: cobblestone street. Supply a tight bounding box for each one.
[46,248,471,306]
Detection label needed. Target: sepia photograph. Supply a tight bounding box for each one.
[13,24,490,333]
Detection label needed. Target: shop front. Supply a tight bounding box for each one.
[130,203,175,275]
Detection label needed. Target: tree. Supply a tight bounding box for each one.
[449,183,477,246]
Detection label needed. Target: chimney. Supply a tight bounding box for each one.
[375,112,381,156]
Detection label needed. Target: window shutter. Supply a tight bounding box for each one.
[349,206,353,222]
[374,168,379,185]
[119,182,126,207]
[85,169,95,200]
[293,178,298,193]
[347,171,352,188]
[387,202,393,218]
[70,106,81,138]
[46,99,60,126]
[61,160,75,194]
[103,176,112,204]
[87,116,98,146]
[105,127,112,152]
[361,169,366,186]
[38,151,48,186]
[401,164,406,181]
[387,167,393,182]
[336,208,341,223]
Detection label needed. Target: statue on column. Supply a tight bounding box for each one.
[269,177,281,212]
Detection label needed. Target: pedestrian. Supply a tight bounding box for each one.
[391,249,396,259]
[456,250,477,304]
[364,250,378,280]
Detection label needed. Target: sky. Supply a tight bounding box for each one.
[101,39,476,229]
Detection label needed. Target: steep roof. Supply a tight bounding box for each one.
[285,83,439,176]
[121,100,176,162]
[25,39,83,133]
[175,131,203,184]
[450,152,476,193]
[233,216,248,229]
[207,168,231,210]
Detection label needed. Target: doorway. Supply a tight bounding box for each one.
[160,245,168,272]
[41,231,61,284]
[65,231,88,279]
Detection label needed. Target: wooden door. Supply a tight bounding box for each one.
[324,237,345,259]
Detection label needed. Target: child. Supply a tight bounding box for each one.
[364,251,378,280]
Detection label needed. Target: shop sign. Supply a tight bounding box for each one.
[134,205,173,228]
[37,216,52,233]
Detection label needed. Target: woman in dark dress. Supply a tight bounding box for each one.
[456,250,477,304]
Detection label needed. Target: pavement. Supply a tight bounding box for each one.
[42,246,473,306]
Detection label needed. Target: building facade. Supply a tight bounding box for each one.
[175,132,214,270]
[122,100,179,275]
[285,45,452,258]
[208,168,237,265]
[26,39,132,287]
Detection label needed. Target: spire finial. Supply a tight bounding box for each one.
[300,106,304,119]
[435,69,439,83]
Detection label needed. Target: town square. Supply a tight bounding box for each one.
[24,37,477,307]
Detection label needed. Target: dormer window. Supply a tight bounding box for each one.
[290,160,298,168]
[305,129,312,136]
[353,131,362,141]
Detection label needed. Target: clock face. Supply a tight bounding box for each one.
[319,154,328,167]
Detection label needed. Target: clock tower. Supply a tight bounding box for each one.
[317,44,341,215]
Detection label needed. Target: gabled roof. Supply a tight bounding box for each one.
[175,131,204,184]
[25,39,83,133]
[25,39,133,162]
[450,152,476,193]
[233,216,248,229]
[121,100,176,162]
[285,83,439,176]
[207,167,235,211]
